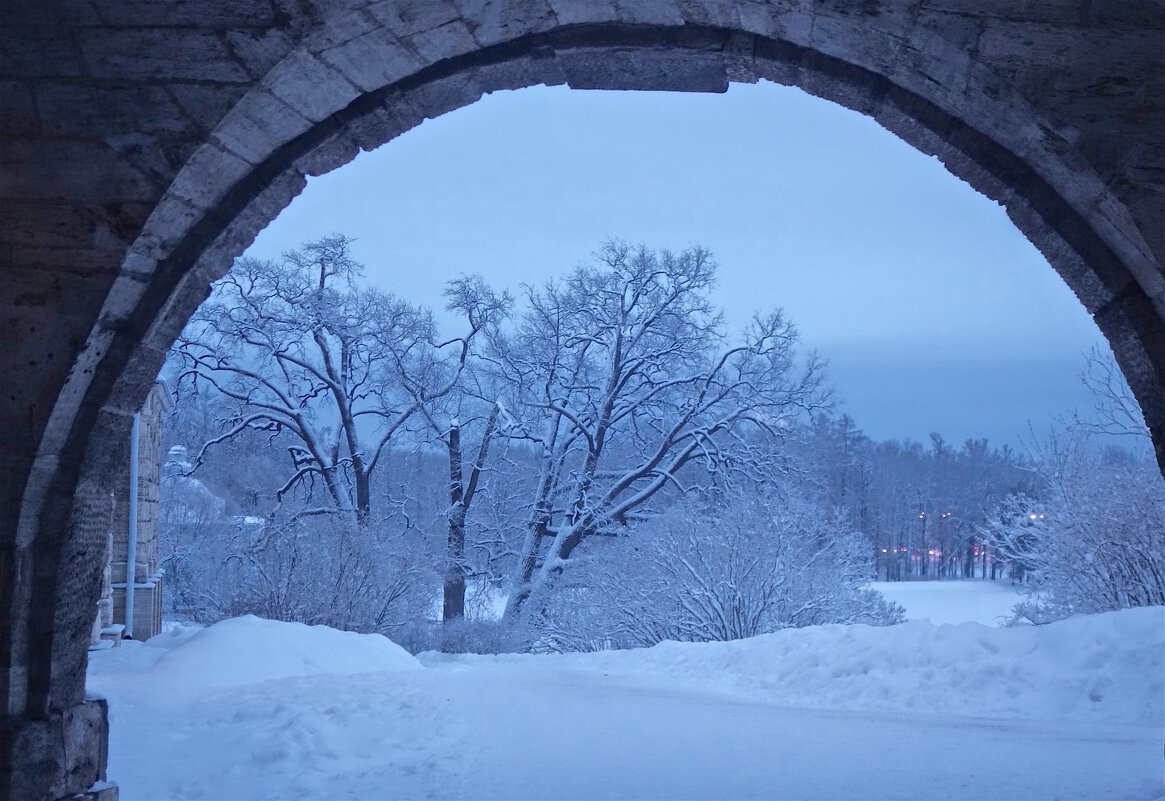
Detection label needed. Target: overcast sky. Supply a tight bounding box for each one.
[245,81,1109,450]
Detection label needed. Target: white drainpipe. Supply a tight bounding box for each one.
[125,411,140,638]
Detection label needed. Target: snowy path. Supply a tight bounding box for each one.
[100,660,1159,801]
[88,588,1165,801]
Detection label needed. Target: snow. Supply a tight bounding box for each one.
[94,615,418,697]
[871,579,1024,625]
[512,607,1163,725]
[88,591,1164,801]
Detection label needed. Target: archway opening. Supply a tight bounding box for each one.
[5,11,1162,800]
[93,76,1165,801]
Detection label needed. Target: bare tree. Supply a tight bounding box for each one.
[433,403,501,621]
[486,242,827,617]
[1064,344,1152,442]
[172,236,500,527]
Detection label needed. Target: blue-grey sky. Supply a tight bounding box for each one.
[246,81,1109,450]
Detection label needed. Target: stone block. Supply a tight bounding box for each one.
[452,0,559,48]
[245,170,309,234]
[317,26,425,93]
[611,0,686,26]
[342,102,408,152]
[378,90,429,136]
[469,51,567,95]
[806,12,910,79]
[558,48,728,92]
[3,0,101,25]
[63,698,108,792]
[673,0,744,29]
[404,73,485,123]
[227,27,300,79]
[50,493,113,709]
[106,344,169,421]
[78,29,251,82]
[35,84,192,139]
[0,27,87,78]
[545,0,620,26]
[293,130,361,177]
[2,699,109,800]
[11,244,125,279]
[211,89,315,164]
[134,195,209,261]
[168,84,251,138]
[0,141,159,204]
[0,81,39,137]
[735,0,814,45]
[405,18,481,64]
[91,0,277,27]
[103,133,192,201]
[914,7,983,53]
[721,30,759,84]
[367,0,463,36]
[306,7,383,50]
[0,200,117,251]
[266,49,361,122]
[140,268,216,355]
[168,145,253,209]
[3,713,67,800]
[916,0,1085,26]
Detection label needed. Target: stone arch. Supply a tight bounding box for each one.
[3,3,1163,798]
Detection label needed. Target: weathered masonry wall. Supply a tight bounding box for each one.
[2,2,1162,800]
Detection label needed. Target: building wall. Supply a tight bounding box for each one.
[110,382,170,640]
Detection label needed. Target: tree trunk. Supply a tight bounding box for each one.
[443,422,466,621]
[353,466,371,527]
[443,406,500,622]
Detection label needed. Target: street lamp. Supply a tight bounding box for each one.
[919,510,927,577]
[939,511,952,577]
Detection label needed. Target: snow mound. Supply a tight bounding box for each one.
[515,606,1164,725]
[90,608,1162,800]
[146,615,420,691]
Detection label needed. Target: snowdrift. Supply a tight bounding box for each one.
[114,615,420,693]
[463,606,1164,725]
[88,604,1163,801]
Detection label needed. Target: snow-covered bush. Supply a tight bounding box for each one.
[163,514,436,637]
[395,617,520,655]
[528,493,903,652]
[990,443,1165,622]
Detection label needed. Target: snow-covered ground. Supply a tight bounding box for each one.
[872,578,1024,625]
[88,583,1164,801]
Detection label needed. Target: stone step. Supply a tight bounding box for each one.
[98,624,126,647]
